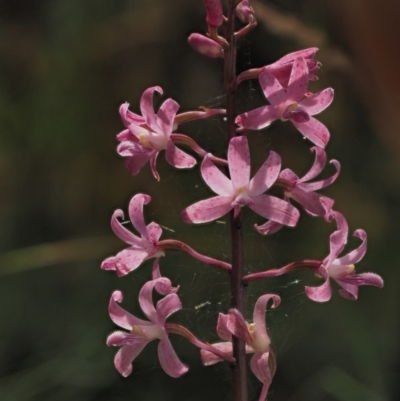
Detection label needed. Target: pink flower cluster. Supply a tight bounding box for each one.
[101,1,384,400]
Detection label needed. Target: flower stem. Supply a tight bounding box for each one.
[225,2,248,400]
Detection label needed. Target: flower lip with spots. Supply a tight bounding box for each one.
[181,136,299,227]
[107,278,188,378]
[305,211,384,302]
[235,57,334,148]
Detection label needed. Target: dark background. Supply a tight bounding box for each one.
[0,0,398,400]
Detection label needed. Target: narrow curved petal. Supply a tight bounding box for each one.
[152,259,178,295]
[165,141,196,169]
[111,210,143,246]
[356,272,384,288]
[157,98,179,135]
[149,152,160,180]
[228,136,251,190]
[287,57,309,103]
[117,128,135,142]
[156,294,182,325]
[335,229,367,265]
[336,280,359,300]
[129,194,151,240]
[201,155,234,196]
[253,294,280,346]
[301,160,341,191]
[107,331,148,347]
[254,220,284,235]
[324,230,347,268]
[298,147,327,183]
[125,153,153,176]
[249,195,300,227]
[327,211,349,239]
[250,352,272,384]
[140,86,163,132]
[200,342,233,366]
[119,102,146,127]
[158,337,188,378]
[290,187,327,216]
[259,70,286,107]
[114,343,148,377]
[276,48,318,64]
[115,248,151,277]
[305,277,332,302]
[299,88,334,116]
[247,151,281,196]
[235,105,278,130]
[109,291,149,329]
[181,196,232,224]
[292,117,330,148]
[138,280,159,322]
[217,313,232,341]
[226,309,253,344]
[279,168,298,182]
[117,139,145,157]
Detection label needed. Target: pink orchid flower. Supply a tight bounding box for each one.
[201,294,280,401]
[236,57,334,148]
[101,193,165,277]
[181,136,299,227]
[237,47,320,88]
[306,211,384,302]
[117,86,196,180]
[107,278,188,378]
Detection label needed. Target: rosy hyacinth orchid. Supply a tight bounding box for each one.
[107,279,188,378]
[181,136,299,227]
[188,33,223,58]
[101,194,164,277]
[305,211,384,302]
[237,47,320,88]
[201,294,280,401]
[236,57,334,148]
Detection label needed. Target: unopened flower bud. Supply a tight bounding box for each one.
[236,0,255,24]
[203,0,223,27]
[188,33,223,58]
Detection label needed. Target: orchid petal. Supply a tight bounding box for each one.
[110,210,143,246]
[301,160,340,191]
[114,248,152,277]
[298,147,327,183]
[113,343,148,377]
[226,309,253,344]
[140,86,163,132]
[201,155,234,196]
[247,151,281,196]
[299,88,334,116]
[327,211,349,239]
[336,229,367,265]
[152,259,178,295]
[250,352,272,384]
[156,294,182,325]
[355,272,384,288]
[138,280,159,322]
[235,105,278,130]
[125,153,153,176]
[101,256,116,271]
[276,48,318,64]
[292,117,330,148]
[119,102,146,127]
[109,291,149,330]
[165,141,196,169]
[324,230,347,268]
[117,128,135,142]
[228,136,251,190]
[107,331,148,347]
[254,220,284,235]
[305,276,332,302]
[289,187,328,216]
[158,337,188,378]
[259,70,286,107]
[157,98,179,135]
[181,196,232,224]
[279,168,298,181]
[287,57,309,103]
[129,194,151,240]
[216,313,232,341]
[248,194,300,227]
[149,152,160,180]
[200,342,234,366]
[147,221,163,242]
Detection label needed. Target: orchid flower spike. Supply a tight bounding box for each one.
[101,194,165,277]
[107,279,188,378]
[236,57,334,148]
[201,294,280,401]
[305,211,384,302]
[237,48,320,88]
[181,136,299,227]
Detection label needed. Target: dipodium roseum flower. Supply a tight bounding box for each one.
[305,211,384,302]
[117,86,196,180]
[201,294,280,401]
[236,57,334,148]
[237,47,320,88]
[101,194,164,277]
[107,279,188,378]
[181,136,299,226]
